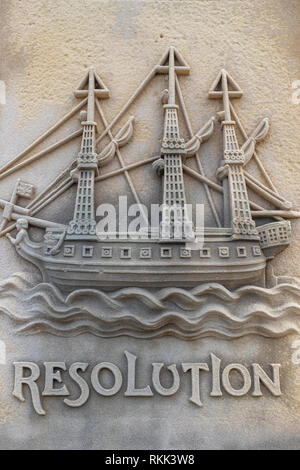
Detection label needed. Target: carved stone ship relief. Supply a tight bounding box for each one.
[1,47,300,339]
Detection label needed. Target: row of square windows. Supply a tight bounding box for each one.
[166,184,184,190]
[260,227,289,241]
[165,193,185,200]
[231,166,243,173]
[46,245,262,259]
[77,196,92,202]
[234,200,249,209]
[164,164,181,169]
[233,210,251,218]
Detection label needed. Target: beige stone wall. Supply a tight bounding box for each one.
[0,0,299,278]
[0,1,300,450]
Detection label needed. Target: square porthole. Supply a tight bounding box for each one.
[200,248,211,258]
[219,247,229,258]
[63,245,75,257]
[237,247,247,257]
[252,246,261,257]
[180,248,191,258]
[140,248,152,259]
[101,247,112,258]
[160,247,172,258]
[82,246,93,258]
[120,248,132,259]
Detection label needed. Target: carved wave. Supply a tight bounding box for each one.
[0,272,300,339]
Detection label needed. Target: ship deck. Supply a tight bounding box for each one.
[16,229,267,291]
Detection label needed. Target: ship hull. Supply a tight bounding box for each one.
[16,229,267,292]
[44,261,266,291]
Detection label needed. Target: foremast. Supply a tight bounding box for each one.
[159,47,193,241]
[210,69,259,240]
[67,68,101,237]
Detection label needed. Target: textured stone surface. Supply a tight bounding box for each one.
[0,0,299,449]
[0,333,299,450]
[0,0,299,278]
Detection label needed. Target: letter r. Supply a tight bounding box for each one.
[13,362,46,415]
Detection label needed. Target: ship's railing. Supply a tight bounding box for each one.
[257,221,291,249]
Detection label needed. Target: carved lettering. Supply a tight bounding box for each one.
[152,363,180,396]
[11,353,283,415]
[210,353,222,397]
[91,362,122,396]
[252,364,282,397]
[42,362,69,396]
[124,351,153,397]
[182,363,209,407]
[64,363,89,407]
[222,363,251,396]
[13,362,45,416]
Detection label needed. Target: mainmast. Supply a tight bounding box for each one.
[158,46,193,241]
[209,69,258,240]
[67,68,108,237]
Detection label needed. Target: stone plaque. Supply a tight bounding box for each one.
[0,0,299,450]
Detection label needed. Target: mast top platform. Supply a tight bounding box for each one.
[74,67,110,99]
[156,46,190,76]
[208,68,243,99]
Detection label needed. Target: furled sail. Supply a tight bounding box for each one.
[185,117,215,156]
[97,116,135,166]
[242,117,270,165]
